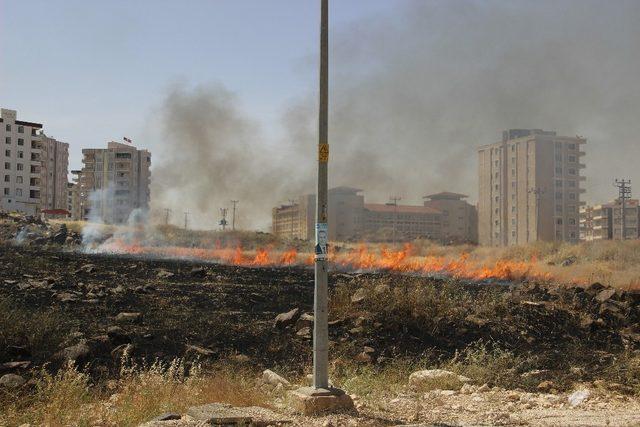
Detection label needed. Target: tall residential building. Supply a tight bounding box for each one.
[79,141,151,224]
[66,182,81,220]
[361,203,442,241]
[580,199,640,240]
[1,108,69,215]
[423,192,478,243]
[39,134,69,211]
[478,129,586,246]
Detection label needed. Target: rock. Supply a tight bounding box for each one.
[568,389,590,407]
[185,344,216,358]
[374,283,390,295]
[262,369,290,387]
[537,380,554,392]
[115,312,142,324]
[231,354,250,363]
[351,288,367,304]
[273,308,300,329]
[150,412,181,422]
[0,361,31,374]
[56,292,78,302]
[585,282,606,295]
[354,352,373,363]
[560,256,577,267]
[596,288,617,303]
[296,313,314,330]
[187,403,252,424]
[0,373,26,388]
[409,369,471,390]
[156,269,174,279]
[296,327,312,339]
[111,344,135,361]
[106,326,131,346]
[460,383,476,394]
[55,341,91,363]
[190,267,207,278]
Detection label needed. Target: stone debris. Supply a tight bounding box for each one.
[262,369,290,387]
[409,369,471,390]
[0,373,26,388]
[274,308,301,329]
[568,389,591,407]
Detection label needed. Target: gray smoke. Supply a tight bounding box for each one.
[150,84,312,230]
[152,0,640,228]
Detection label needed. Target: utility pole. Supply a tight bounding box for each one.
[164,208,172,225]
[230,200,239,231]
[291,0,353,412]
[388,196,402,245]
[288,199,296,239]
[313,0,330,391]
[183,211,189,230]
[528,187,544,241]
[614,179,632,240]
[219,208,228,231]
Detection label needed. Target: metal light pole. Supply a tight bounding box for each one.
[313,0,330,390]
[230,200,238,231]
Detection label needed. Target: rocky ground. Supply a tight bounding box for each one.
[2,214,640,425]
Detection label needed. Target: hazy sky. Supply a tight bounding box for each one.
[2,1,640,230]
[0,0,399,172]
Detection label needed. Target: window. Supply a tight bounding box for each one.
[555,192,563,200]
[5,124,10,131]
[568,218,576,225]
[555,180,562,187]
[511,145,515,152]
[17,151,23,159]
[511,169,515,177]
[569,193,576,200]
[4,150,9,157]
[4,162,9,170]
[3,175,8,182]
[15,188,22,197]
[17,138,23,146]
[556,218,563,225]
[3,188,8,195]
[568,168,577,175]
[115,152,132,159]
[5,137,10,144]
[495,196,499,202]
[570,231,576,239]
[568,180,576,188]
[556,205,563,213]
[568,205,576,213]
[568,155,576,162]
[568,143,576,149]
[555,154,562,161]
[511,182,516,188]
[17,126,23,134]
[17,164,23,171]
[16,176,22,184]
[555,167,562,174]
[512,206,516,213]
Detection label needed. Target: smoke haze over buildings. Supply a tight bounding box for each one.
[151,0,640,230]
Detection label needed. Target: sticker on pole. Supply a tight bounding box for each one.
[319,143,329,163]
[315,223,328,259]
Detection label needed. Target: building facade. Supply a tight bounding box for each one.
[79,141,151,223]
[423,192,478,243]
[66,182,81,220]
[1,108,69,215]
[478,129,586,246]
[272,187,475,243]
[580,199,640,240]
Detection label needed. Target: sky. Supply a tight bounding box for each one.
[0,0,400,172]
[2,0,640,230]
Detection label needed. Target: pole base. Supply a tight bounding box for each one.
[289,386,356,416]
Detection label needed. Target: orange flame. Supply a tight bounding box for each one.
[93,240,554,283]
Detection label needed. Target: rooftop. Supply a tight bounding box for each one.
[424,191,468,200]
[365,203,441,215]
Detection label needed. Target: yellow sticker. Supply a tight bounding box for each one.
[319,143,329,163]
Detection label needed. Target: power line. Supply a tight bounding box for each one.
[230,200,239,231]
[614,179,632,240]
[219,207,228,231]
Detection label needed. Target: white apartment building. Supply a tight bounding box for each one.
[1,108,69,215]
[478,129,586,246]
[79,141,151,224]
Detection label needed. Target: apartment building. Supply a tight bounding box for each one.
[478,129,586,246]
[79,141,151,224]
[580,199,640,240]
[362,203,441,241]
[1,108,69,215]
[66,182,81,220]
[423,192,478,243]
[273,187,461,243]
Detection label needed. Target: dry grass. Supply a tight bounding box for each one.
[0,358,268,427]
